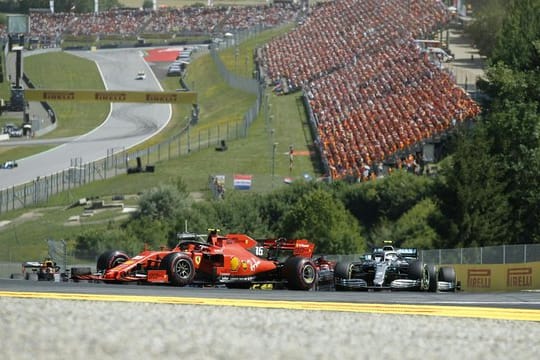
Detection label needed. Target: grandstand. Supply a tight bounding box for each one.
[259,0,481,180]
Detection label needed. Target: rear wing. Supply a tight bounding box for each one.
[397,248,418,259]
[261,238,315,258]
[371,247,418,259]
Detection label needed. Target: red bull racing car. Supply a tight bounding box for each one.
[334,242,458,292]
[71,230,334,290]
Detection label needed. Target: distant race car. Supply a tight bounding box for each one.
[135,71,146,80]
[21,258,61,281]
[71,230,333,290]
[1,160,18,169]
[334,242,458,292]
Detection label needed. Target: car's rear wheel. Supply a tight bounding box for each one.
[334,261,352,291]
[407,260,424,280]
[97,250,129,272]
[160,253,195,286]
[439,266,456,283]
[284,256,317,290]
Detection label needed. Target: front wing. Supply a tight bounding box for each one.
[336,278,458,291]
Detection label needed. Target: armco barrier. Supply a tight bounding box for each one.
[453,262,540,292]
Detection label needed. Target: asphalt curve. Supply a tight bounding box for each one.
[0,48,171,190]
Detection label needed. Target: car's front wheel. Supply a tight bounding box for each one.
[96,250,129,272]
[160,253,195,286]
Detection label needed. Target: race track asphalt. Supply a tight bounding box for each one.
[0,279,538,360]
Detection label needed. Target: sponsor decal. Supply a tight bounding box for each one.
[43,91,75,100]
[230,257,239,271]
[195,255,201,265]
[467,269,491,288]
[145,93,177,103]
[241,260,248,270]
[507,268,532,288]
[95,92,127,102]
[247,259,260,272]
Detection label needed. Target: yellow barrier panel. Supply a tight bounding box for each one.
[453,261,540,292]
[25,89,197,104]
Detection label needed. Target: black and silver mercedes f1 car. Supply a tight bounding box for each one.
[334,243,458,291]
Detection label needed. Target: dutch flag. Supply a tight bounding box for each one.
[233,174,252,190]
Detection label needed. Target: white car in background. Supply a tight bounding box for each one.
[135,71,146,80]
[1,160,18,169]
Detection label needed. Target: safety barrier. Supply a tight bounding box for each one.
[453,262,540,292]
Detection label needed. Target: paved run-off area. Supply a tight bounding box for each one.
[0,297,537,360]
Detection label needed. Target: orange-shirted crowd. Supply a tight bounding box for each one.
[260,0,481,180]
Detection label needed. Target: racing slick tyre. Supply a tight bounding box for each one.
[407,260,424,280]
[283,256,318,290]
[160,252,195,287]
[438,266,456,291]
[427,264,438,292]
[97,250,129,272]
[408,260,433,291]
[334,261,352,291]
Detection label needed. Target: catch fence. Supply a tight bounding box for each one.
[326,244,540,265]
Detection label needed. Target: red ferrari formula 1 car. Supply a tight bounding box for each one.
[71,230,333,290]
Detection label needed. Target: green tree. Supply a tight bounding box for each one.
[490,0,540,72]
[259,181,326,235]
[123,216,171,249]
[484,101,540,243]
[393,198,441,249]
[278,188,366,254]
[135,182,190,221]
[142,0,153,9]
[435,125,511,247]
[465,0,507,58]
[339,170,434,230]
[74,227,138,259]
[209,192,268,237]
